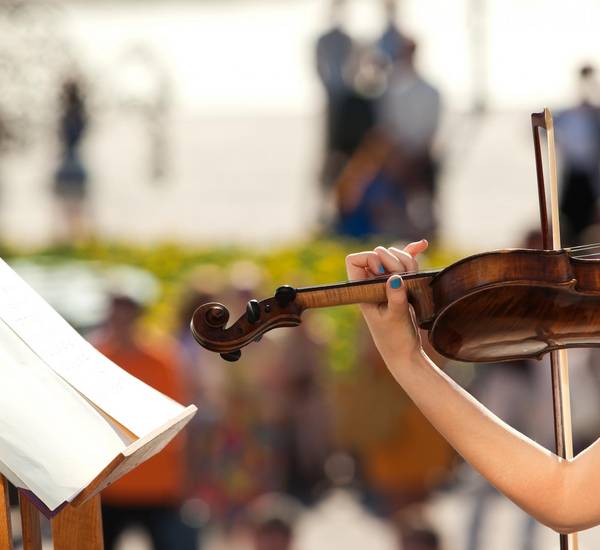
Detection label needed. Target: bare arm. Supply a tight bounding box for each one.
[346,241,600,534]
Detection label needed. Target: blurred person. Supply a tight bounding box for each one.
[344,239,600,535]
[335,319,455,515]
[325,45,388,230]
[316,0,354,189]
[279,323,333,505]
[53,78,90,243]
[397,524,441,550]
[185,265,291,531]
[377,0,406,62]
[334,39,441,240]
[253,518,292,550]
[555,65,600,245]
[333,46,384,160]
[246,493,300,550]
[176,266,229,496]
[375,39,440,239]
[378,40,440,161]
[333,128,393,237]
[93,294,198,550]
[329,46,390,237]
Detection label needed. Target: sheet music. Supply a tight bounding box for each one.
[0,259,184,437]
[0,456,28,492]
[0,317,125,511]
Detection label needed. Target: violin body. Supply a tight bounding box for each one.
[191,247,600,364]
[422,248,600,362]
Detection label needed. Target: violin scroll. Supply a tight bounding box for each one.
[204,303,231,328]
[190,291,304,361]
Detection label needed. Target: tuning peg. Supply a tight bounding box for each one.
[275,285,297,307]
[220,350,242,362]
[246,299,261,324]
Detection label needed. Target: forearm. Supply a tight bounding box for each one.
[387,350,573,530]
[347,243,600,532]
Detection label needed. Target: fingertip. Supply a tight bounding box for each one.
[386,275,408,312]
[387,275,406,298]
[389,275,402,289]
[405,238,429,257]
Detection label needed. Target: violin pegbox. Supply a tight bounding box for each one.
[190,288,303,361]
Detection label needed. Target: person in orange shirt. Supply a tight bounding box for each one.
[94,295,197,550]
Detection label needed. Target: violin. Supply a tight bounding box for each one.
[190,246,600,364]
[190,109,582,549]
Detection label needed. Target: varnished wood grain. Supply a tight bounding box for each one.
[296,273,436,327]
[18,493,41,550]
[0,476,12,550]
[431,283,600,362]
[191,298,303,353]
[52,496,103,550]
[69,455,125,507]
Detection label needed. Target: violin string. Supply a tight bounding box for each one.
[378,267,443,278]
[571,251,600,259]
[566,241,600,252]
[364,244,600,279]
[570,247,600,257]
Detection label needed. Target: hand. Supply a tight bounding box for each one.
[345,240,429,362]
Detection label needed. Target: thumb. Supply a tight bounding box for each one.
[385,275,410,320]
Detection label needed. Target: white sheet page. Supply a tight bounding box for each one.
[0,319,125,511]
[0,259,184,437]
[0,456,28,491]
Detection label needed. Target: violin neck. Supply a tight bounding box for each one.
[294,270,438,328]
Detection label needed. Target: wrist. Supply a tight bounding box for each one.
[372,330,423,365]
[385,346,430,381]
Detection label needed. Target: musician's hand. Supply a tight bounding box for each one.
[345,240,428,362]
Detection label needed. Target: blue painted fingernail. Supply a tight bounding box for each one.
[378,265,385,273]
[391,278,402,289]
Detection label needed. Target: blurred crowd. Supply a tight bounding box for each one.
[316,0,440,242]
[314,0,600,248]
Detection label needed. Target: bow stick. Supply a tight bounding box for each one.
[532,108,579,550]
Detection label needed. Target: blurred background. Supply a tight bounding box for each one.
[4,0,600,548]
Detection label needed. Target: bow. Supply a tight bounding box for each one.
[532,108,579,550]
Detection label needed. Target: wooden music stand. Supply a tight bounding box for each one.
[0,404,192,550]
[0,467,102,550]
